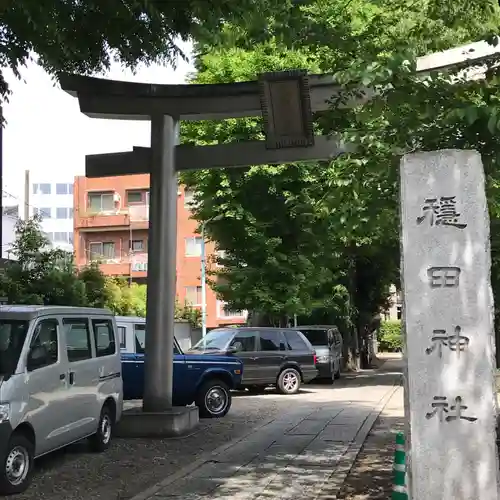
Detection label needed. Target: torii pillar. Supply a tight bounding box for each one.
[60,70,348,433]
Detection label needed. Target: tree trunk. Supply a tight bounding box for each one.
[344,252,360,371]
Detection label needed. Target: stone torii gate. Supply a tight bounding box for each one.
[59,38,500,434]
[60,69,346,433]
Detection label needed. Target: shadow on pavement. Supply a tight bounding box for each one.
[337,412,405,500]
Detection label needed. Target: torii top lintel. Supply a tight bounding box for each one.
[59,72,339,121]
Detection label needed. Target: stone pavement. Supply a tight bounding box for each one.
[131,358,402,500]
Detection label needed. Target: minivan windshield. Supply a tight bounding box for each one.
[0,320,30,377]
[299,329,329,346]
[190,329,235,352]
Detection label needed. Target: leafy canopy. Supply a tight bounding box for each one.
[0,0,296,99]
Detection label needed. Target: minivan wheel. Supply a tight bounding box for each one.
[0,433,34,495]
[277,368,301,395]
[196,379,232,419]
[89,405,113,452]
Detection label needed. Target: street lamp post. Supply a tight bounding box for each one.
[200,223,207,337]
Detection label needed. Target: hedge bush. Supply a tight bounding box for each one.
[378,320,402,352]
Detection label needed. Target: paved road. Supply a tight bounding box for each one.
[133,358,402,500]
[15,358,401,500]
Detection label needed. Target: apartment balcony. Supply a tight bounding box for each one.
[76,205,149,231]
[85,253,148,277]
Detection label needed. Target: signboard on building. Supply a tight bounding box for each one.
[131,261,148,272]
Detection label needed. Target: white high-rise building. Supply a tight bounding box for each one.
[26,171,74,252]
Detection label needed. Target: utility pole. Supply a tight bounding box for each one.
[200,223,207,337]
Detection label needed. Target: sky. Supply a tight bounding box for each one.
[2,41,195,205]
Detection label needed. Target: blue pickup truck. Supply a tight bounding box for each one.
[116,316,243,418]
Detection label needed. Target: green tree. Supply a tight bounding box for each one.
[0,215,87,305]
[182,0,500,368]
[0,0,298,100]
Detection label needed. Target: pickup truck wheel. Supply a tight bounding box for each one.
[0,433,34,495]
[277,368,301,395]
[196,380,232,419]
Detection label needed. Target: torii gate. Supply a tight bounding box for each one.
[59,38,500,432]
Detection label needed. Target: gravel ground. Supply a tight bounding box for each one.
[337,401,404,499]
[13,391,294,500]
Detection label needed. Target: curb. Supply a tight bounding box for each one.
[314,379,402,499]
[130,369,403,500]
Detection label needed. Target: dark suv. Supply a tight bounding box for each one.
[188,327,318,394]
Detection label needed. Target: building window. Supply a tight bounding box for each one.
[35,207,52,219]
[88,192,114,212]
[215,250,226,268]
[33,183,51,195]
[185,236,202,257]
[44,232,53,242]
[56,207,69,219]
[127,190,146,204]
[56,183,69,195]
[217,301,245,319]
[54,232,68,242]
[185,286,202,306]
[68,184,74,195]
[89,242,115,260]
[69,208,74,218]
[131,239,144,252]
[184,189,197,208]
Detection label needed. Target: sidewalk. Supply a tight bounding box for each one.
[131,358,403,500]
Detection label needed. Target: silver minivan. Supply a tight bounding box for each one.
[293,325,343,382]
[0,306,123,494]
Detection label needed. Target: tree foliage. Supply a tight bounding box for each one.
[0,216,200,326]
[0,0,296,100]
[181,0,500,367]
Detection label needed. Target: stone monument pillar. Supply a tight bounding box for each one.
[400,149,500,499]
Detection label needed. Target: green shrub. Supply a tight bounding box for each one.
[377,320,402,352]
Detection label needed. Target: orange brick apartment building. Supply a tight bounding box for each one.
[73,174,247,328]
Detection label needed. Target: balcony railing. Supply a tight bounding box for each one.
[86,252,148,272]
[78,205,149,228]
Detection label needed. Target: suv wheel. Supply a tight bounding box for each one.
[89,404,114,452]
[0,432,34,495]
[196,379,232,418]
[277,368,301,395]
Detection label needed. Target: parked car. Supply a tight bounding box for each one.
[117,316,243,419]
[0,305,123,495]
[188,327,318,395]
[292,325,343,382]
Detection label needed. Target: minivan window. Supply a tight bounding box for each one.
[63,318,92,362]
[134,323,180,354]
[298,329,328,346]
[259,330,283,351]
[28,319,59,370]
[283,330,308,350]
[118,326,126,349]
[92,319,116,357]
[0,320,29,376]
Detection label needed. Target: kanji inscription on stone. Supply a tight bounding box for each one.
[425,326,470,358]
[416,196,467,229]
[427,266,461,288]
[425,396,477,423]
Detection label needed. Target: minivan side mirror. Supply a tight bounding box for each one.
[27,345,48,371]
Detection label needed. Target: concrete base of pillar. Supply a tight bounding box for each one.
[115,406,199,437]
